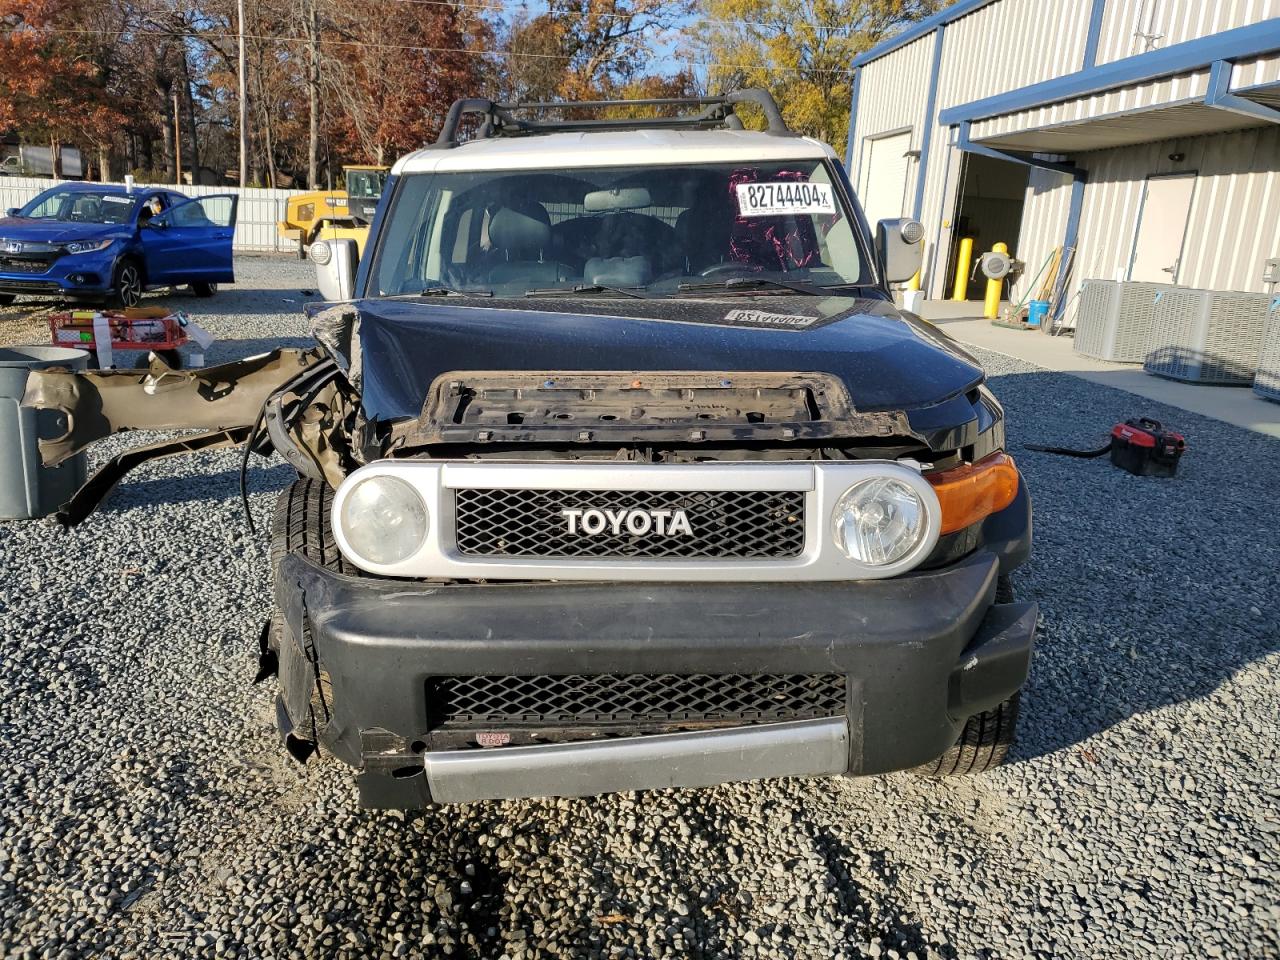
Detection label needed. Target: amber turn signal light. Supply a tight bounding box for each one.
[926,452,1020,535]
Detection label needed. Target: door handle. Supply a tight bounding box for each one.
[215,232,232,240]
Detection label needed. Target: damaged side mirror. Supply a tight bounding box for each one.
[876,218,925,285]
[310,239,358,301]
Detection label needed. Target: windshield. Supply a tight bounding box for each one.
[19,189,139,225]
[346,170,385,198]
[370,160,871,298]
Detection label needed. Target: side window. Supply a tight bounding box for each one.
[163,197,235,228]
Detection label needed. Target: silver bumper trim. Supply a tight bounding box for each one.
[422,717,850,803]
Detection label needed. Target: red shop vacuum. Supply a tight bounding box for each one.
[1025,417,1186,477]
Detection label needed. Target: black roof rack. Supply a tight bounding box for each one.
[434,88,791,148]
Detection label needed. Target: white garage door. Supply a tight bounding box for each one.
[858,130,913,228]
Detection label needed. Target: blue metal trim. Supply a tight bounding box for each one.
[957,122,1078,175]
[938,18,1280,126]
[846,67,862,172]
[1082,0,1107,68]
[1205,59,1280,124]
[1053,171,1087,322]
[851,0,997,68]
[913,27,947,220]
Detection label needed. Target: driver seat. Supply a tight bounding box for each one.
[675,195,735,274]
[485,204,570,287]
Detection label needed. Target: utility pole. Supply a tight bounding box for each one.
[307,0,319,189]
[238,0,248,186]
[173,89,183,184]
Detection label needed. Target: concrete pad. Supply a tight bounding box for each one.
[931,314,1280,439]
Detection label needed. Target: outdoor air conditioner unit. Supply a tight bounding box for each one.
[1143,288,1271,385]
[1253,296,1280,403]
[1073,280,1172,362]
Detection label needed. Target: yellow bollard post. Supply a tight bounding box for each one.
[952,237,974,301]
[983,241,1008,320]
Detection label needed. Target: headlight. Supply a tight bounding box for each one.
[831,477,929,566]
[338,475,428,566]
[63,239,113,254]
[308,239,332,265]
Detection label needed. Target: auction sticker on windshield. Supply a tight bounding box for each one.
[735,181,836,217]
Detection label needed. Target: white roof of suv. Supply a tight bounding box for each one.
[393,129,837,176]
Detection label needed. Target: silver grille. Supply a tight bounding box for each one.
[454,488,805,559]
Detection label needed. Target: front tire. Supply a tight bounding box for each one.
[914,693,1021,776]
[191,282,217,297]
[914,573,1022,776]
[270,479,349,750]
[108,259,143,308]
[0,293,14,306]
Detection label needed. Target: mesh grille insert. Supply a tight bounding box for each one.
[427,673,847,727]
[454,488,805,559]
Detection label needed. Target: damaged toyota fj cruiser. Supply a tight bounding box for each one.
[23,90,1036,809]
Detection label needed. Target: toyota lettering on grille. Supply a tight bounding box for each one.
[561,507,693,537]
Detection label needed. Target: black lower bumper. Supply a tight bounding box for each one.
[0,278,65,296]
[273,535,1037,807]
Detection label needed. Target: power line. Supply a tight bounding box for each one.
[372,0,807,35]
[36,25,859,75]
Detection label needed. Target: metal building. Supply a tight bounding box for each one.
[846,0,1280,312]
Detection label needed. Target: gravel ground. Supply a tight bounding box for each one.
[1,256,1278,959]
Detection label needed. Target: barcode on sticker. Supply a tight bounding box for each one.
[735,181,836,217]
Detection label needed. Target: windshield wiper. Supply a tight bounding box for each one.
[385,285,490,300]
[525,283,652,300]
[677,276,829,296]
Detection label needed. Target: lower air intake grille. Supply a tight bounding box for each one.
[426,673,847,727]
[453,488,805,559]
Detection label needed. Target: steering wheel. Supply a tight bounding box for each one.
[698,262,756,279]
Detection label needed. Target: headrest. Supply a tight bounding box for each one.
[584,256,652,288]
[489,205,550,254]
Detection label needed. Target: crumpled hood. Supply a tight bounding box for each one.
[0,217,133,245]
[314,293,986,428]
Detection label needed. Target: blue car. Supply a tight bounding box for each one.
[0,183,238,307]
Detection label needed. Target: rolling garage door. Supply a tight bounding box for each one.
[858,130,913,227]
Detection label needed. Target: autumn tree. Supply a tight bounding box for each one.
[321,0,486,164]
[0,0,126,177]
[694,0,944,147]
[503,0,694,102]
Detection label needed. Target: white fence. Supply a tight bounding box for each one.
[0,176,308,253]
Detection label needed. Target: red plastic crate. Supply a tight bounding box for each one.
[49,307,191,354]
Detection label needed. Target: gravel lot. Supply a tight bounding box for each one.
[1,256,1278,959]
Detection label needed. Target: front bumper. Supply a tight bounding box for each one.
[0,253,115,298]
[273,486,1037,806]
